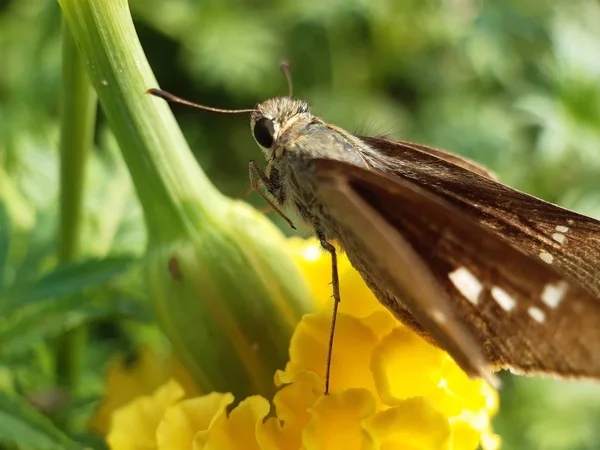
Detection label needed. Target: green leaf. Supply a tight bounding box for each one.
[0,391,82,450]
[0,292,151,356]
[0,256,136,314]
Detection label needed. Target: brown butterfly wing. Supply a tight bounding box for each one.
[312,157,600,380]
[359,136,499,180]
[360,136,600,299]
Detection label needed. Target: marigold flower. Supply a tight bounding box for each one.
[89,347,199,434]
[99,238,500,450]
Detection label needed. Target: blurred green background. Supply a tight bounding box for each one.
[1,0,600,448]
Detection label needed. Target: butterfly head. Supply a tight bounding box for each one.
[250,97,311,157]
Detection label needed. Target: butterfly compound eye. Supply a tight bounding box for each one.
[253,118,276,148]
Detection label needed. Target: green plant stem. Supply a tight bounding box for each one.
[58,0,313,400]
[58,23,96,265]
[58,0,225,244]
[55,23,97,397]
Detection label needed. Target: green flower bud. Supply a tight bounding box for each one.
[147,199,313,399]
[60,0,313,400]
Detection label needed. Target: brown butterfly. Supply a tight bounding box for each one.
[148,83,600,393]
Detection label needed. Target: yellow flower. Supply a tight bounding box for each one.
[89,347,199,435]
[99,238,500,450]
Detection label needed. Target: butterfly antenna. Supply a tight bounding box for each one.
[147,88,258,114]
[280,60,293,98]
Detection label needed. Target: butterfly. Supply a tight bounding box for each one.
[148,83,600,392]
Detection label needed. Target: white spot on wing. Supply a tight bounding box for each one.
[541,280,568,309]
[528,306,545,323]
[539,251,554,264]
[555,225,569,233]
[552,233,566,244]
[432,310,447,323]
[491,287,516,311]
[448,267,482,305]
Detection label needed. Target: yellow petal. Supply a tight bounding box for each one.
[449,420,481,450]
[156,392,234,450]
[364,397,451,450]
[194,396,270,450]
[428,359,499,419]
[287,238,332,309]
[90,348,198,434]
[480,427,502,450]
[371,328,446,405]
[283,311,380,396]
[263,370,332,449]
[107,380,184,450]
[449,419,502,450]
[274,367,324,391]
[288,237,385,318]
[257,417,300,450]
[273,372,321,427]
[359,311,399,341]
[90,348,173,434]
[303,388,376,450]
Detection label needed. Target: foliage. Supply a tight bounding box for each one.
[0,391,82,450]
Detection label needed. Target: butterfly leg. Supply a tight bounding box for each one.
[318,232,341,395]
[249,161,296,230]
[236,184,254,200]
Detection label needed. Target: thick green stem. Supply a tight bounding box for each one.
[58,0,225,244]
[55,23,97,396]
[58,0,314,399]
